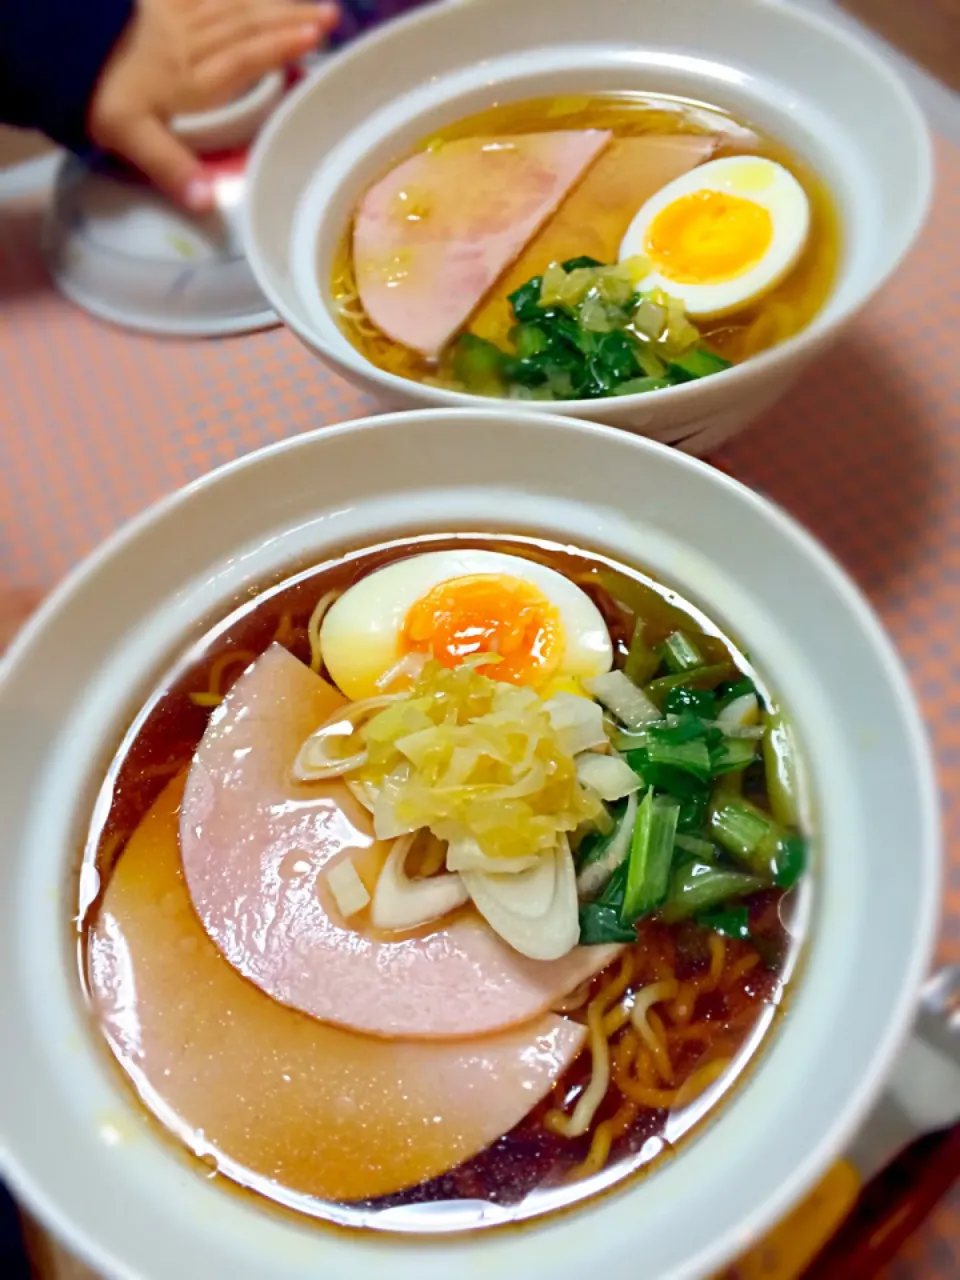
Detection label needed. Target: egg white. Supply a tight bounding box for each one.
[620,155,811,319]
[320,549,614,701]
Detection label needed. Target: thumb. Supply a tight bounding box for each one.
[109,114,214,212]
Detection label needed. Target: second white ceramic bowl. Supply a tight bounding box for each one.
[0,409,940,1280]
[243,0,932,452]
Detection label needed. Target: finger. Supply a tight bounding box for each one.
[191,2,339,60]
[105,114,214,211]
[193,22,328,102]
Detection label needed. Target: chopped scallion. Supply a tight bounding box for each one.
[624,748,709,799]
[709,798,808,887]
[621,792,680,923]
[696,905,751,940]
[709,736,758,776]
[645,663,736,709]
[661,861,765,922]
[623,617,661,686]
[709,800,773,864]
[646,734,713,782]
[667,348,732,381]
[674,833,716,860]
[658,630,705,674]
[762,707,802,828]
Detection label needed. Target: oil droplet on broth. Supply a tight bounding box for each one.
[277,850,313,881]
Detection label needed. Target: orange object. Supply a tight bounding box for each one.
[721,1161,862,1280]
[470,133,716,345]
[645,190,774,284]
[402,573,562,685]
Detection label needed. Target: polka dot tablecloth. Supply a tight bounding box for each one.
[0,137,958,1277]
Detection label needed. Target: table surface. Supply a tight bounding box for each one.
[0,123,958,1277]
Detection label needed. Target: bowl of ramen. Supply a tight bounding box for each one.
[243,0,932,453]
[0,409,938,1280]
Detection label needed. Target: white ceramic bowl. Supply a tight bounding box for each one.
[243,0,932,452]
[0,410,940,1279]
[173,71,285,155]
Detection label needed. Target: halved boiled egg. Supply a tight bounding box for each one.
[321,549,613,701]
[619,155,810,319]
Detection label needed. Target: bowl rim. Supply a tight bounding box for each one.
[242,0,934,414]
[0,409,941,1280]
[172,70,285,151]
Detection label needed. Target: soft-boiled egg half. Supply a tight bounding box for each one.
[620,156,811,319]
[320,549,614,701]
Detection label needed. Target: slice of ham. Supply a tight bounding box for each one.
[353,130,611,357]
[180,644,619,1039]
[89,774,586,1203]
[471,134,718,348]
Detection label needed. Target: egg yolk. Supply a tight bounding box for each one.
[645,189,774,284]
[402,574,562,687]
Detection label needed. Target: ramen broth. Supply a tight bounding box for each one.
[79,535,808,1231]
[330,94,840,395]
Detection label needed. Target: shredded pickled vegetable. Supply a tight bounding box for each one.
[354,658,602,859]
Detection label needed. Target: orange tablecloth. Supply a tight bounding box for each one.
[0,137,958,1276]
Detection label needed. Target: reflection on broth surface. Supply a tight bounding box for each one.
[330,94,840,400]
[80,535,810,1232]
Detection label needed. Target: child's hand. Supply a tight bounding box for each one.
[88,0,339,211]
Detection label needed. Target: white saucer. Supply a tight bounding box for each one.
[40,73,288,337]
[41,152,277,337]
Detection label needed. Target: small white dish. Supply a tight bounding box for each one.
[173,72,285,155]
[42,153,276,337]
[0,409,940,1280]
[42,74,286,337]
[244,0,933,450]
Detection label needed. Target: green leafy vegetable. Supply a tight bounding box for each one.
[452,259,734,401]
[774,832,807,890]
[579,902,637,944]
[646,735,713,783]
[663,686,718,718]
[451,334,506,396]
[645,663,737,710]
[696,905,751,940]
[676,791,709,833]
[716,676,757,710]
[625,748,709,799]
[508,276,544,323]
[562,255,604,271]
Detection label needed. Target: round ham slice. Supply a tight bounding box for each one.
[353,130,612,357]
[90,775,586,1204]
[180,644,620,1039]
